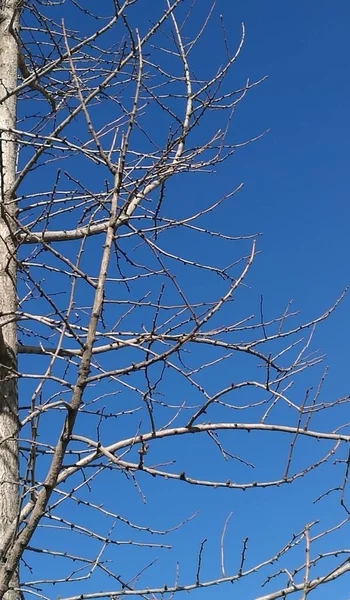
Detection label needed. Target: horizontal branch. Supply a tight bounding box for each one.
[53,555,350,600]
[18,219,110,243]
[57,422,350,487]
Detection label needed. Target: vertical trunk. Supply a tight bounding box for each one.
[0,1,20,599]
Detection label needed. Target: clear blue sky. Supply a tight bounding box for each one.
[19,1,350,599]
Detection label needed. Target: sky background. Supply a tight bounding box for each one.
[208,0,350,340]
[17,1,350,599]
[183,4,350,594]
[123,1,350,597]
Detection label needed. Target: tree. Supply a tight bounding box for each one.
[0,1,349,599]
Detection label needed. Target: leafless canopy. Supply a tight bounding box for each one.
[0,1,349,599]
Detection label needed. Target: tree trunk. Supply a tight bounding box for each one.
[0,1,20,599]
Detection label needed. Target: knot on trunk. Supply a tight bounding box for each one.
[0,328,16,371]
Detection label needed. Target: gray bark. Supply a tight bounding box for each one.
[0,1,20,599]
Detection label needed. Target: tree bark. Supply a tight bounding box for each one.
[0,1,20,599]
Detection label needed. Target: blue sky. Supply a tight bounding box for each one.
[17,1,350,599]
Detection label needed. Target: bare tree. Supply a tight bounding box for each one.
[0,1,349,599]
